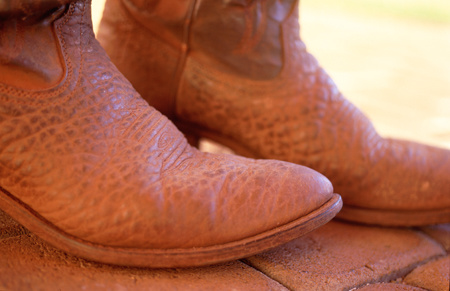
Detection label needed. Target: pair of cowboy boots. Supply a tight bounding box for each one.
[0,0,448,268]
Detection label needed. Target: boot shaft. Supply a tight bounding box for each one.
[99,0,302,118]
[0,0,91,90]
[190,0,299,80]
[0,0,75,18]
[121,0,299,80]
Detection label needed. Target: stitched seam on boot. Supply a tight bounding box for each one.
[0,1,81,103]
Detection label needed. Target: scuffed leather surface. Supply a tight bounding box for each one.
[0,0,74,17]
[0,8,65,89]
[188,0,297,79]
[99,0,450,212]
[0,0,333,249]
[97,0,183,118]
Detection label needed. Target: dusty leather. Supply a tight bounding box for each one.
[98,0,450,214]
[0,0,74,18]
[0,0,334,250]
[0,6,66,90]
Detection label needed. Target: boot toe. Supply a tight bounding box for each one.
[153,153,335,249]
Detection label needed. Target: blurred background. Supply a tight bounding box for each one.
[92,0,450,149]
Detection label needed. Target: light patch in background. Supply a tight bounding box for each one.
[92,0,106,34]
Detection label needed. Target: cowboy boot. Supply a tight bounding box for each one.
[0,0,342,268]
[98,0,450,226]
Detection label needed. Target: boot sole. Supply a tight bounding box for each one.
[0,186,342,268]
[175,121,450,227]
[337,204,450,226]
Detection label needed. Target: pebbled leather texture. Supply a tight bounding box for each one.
[98,0,450,218]
[0,5,67,90]
[0,0,334,251]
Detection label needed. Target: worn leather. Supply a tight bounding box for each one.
[98,0,450,215]
[0,0,74,18]
[0,0,334,250]
[0,5,66,90]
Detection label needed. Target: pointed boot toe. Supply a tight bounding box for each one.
[0,0,341,267]
[152,154,339,253]
[98,0,450,226]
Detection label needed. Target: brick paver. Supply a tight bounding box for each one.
[356,283,427,290]
[419,224,450,251]
[403,255,450,291]
[244,221,445,290]
[0,234,287,291]
[1,211,448,290]
[0,210,26,239]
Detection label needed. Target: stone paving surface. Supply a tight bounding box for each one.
[0,233,287,291]
[420,224,450,252]
[244,221,446,290]
[1,213,449,290]
[0,209,26,240]
[356,283,427,291]
[403,255,450,291]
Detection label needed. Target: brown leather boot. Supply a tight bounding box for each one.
[0,0,342,267]
[98,0,450,226]
[0,0,74,17]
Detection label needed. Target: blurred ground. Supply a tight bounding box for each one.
[92,0,450,149]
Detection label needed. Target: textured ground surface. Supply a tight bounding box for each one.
[1,211,448,291]
[1,1,449,290]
